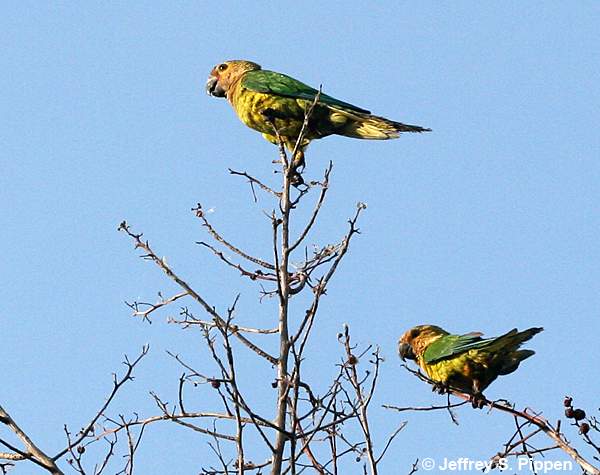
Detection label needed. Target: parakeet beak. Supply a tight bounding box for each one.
[206,76,226,97]
[398,342,416,361]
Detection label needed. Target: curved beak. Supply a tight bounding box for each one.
[206,76,226,97]
[398,342,416,362]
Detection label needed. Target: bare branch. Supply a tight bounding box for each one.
[376,421,408,465]
[402,365,600,475]
[169,319,279,335]
[126,291,188,322]
[198,241,278,282]
[289,163,332,254]
[54,346,149,461]
[382,401,468,413]
[0,404,63,473]
[118,222,278,365]
[229,168,282,199]
[340,325,378,475]
[193,205,275,270]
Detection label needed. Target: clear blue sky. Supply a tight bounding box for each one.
[2,2,599,473]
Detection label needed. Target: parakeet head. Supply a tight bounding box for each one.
[398,325,448,361]
[206,60,261,98]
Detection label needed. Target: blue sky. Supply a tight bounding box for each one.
[2,2,599,473]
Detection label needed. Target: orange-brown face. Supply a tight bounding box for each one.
[206,60,261,98]
[398,325,447,361]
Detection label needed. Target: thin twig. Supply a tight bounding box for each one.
[198,241,278,282]
[289,163,332,253]
[54,346,149,461]
[126,291,188,322]
[193,205,275,270]
[118,222,277,365]
[229,169,282,198]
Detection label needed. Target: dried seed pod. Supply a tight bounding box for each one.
[563,396,573,407]
[573,409,586,421]
[580,422,590,435]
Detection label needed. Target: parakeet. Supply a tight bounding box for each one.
[205,60,430,174]
[398,325,543,407]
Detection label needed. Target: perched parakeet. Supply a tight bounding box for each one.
[398,325,542,407]
[205,60,430,171]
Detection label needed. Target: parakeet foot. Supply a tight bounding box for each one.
[289,152,306,188]
[290,170,305,187]
[431,382,449,395]
[292,149,306,171]
[470,393,486,409]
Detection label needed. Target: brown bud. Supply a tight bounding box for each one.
[565,408,575,418]
[573,409,586,421]
[348,354,358,365]
[580,422,590,435]
[563,396,573,407]
[271,380,278,388]
[210,380,221,389]
[77,445,85,454]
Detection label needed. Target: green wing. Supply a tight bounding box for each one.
[241,70,370,114]
[424,332,493,364]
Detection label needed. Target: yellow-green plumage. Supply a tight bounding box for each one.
[206,60,430,161]
[230,90,309,149]
[399,325,543,399]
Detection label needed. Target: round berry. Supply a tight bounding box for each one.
[580,422,590,435]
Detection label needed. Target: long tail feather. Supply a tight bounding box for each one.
[329,109,431,140]
[492,327,543,375]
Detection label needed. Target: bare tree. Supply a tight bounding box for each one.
[111,100,404,474]
[2,99,399,474]
[3,103,599,475]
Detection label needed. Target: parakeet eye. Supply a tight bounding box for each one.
[218,63,228,72]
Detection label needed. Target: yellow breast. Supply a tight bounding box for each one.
[229,88,273,134]
[228,84,306,138]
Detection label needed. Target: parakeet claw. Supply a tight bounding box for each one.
[292,150,306,170]
[289,150,306,188]
[470,393,486,409]
[290,170,305,187]
[431,382,449,394]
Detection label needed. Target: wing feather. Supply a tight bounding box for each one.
[241,70,370,114]
[423,333,500,364]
